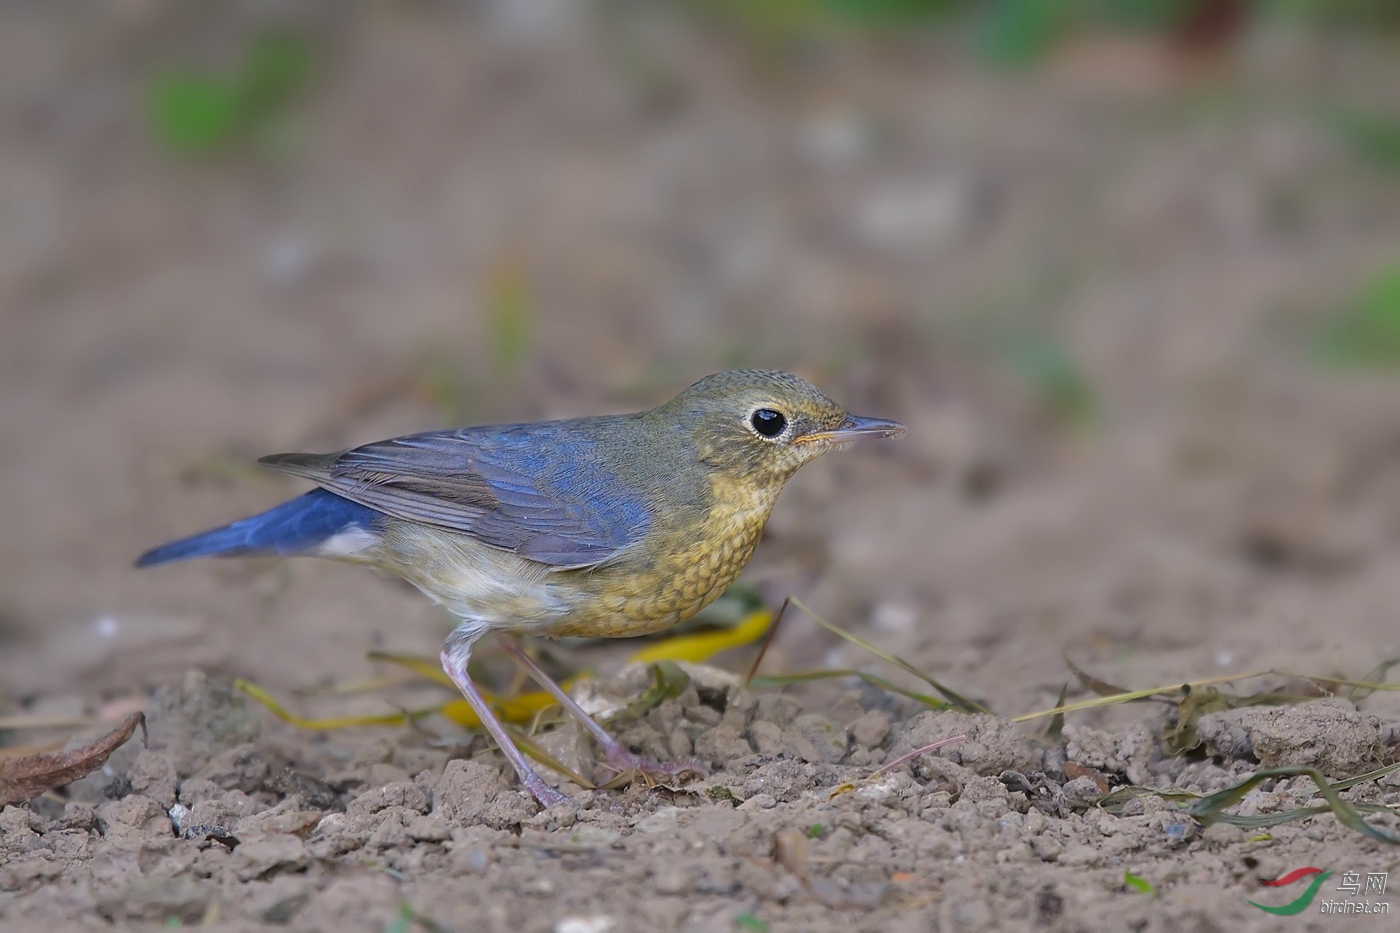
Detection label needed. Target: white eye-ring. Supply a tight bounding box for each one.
[748,407,789,440]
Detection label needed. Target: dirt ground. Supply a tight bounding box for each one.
[4,4,1400,931]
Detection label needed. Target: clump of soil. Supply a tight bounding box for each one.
[3,664,1397,931]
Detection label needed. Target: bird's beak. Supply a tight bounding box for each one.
[798,415,906,444]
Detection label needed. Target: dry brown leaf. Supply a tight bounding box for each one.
[772,827,810,883]
[0,712,146,807]
[774,826,888,909]
[1063,761,1112,795]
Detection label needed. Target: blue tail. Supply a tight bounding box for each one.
[136,489,383,567]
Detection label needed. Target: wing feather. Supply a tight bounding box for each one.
[258,422,649,569]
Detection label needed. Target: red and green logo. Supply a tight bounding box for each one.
[1248,867,1332,916]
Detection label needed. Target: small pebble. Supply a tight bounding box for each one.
[738,793,776,810]
[554,918,615,933]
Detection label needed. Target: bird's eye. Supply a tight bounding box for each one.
[750,408,787,438]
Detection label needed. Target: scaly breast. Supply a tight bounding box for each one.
[544,473,783,639]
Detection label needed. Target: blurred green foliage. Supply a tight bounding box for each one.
[732,914,770,933]
[1314,263,1400,369]
[420,352,476,426]
[409,263,536,426]
[821,0,961,23]
[1262,0,1400,29]
[976,0,1207,66]
[486,262,536,385]
[1323,107,1400,174]
[1123,871,1157,895]
[148,33,313,156]
[1004,337,1099,428]
[976,0,1066,67]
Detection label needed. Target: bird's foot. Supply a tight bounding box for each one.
[521,771,570,809]
[599,745,707,784]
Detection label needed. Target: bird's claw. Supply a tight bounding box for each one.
[521,773,571,809]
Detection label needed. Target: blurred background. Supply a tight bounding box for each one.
[3,0,1400,723]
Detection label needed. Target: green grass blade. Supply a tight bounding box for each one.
[1278,670,1400,692]
[1207,806,1334,829]
[600,662,690,724]
[1347,657,1400,701]
[505,724,596,790]
[1188,766,1400,845]
[1328,760,1400,792]
[1013,670,1274,723]
[1099,785,1201,813]
[789,598,989,714]
[750,669,950,709]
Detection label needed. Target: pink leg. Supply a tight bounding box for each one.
[440,635,568,808]
[499,637,706,781]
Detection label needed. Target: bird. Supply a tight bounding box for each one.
[137,369,905,807]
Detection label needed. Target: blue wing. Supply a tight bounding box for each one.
[258,420,650,569]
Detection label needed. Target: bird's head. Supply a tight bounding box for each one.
[656,369,905,484]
